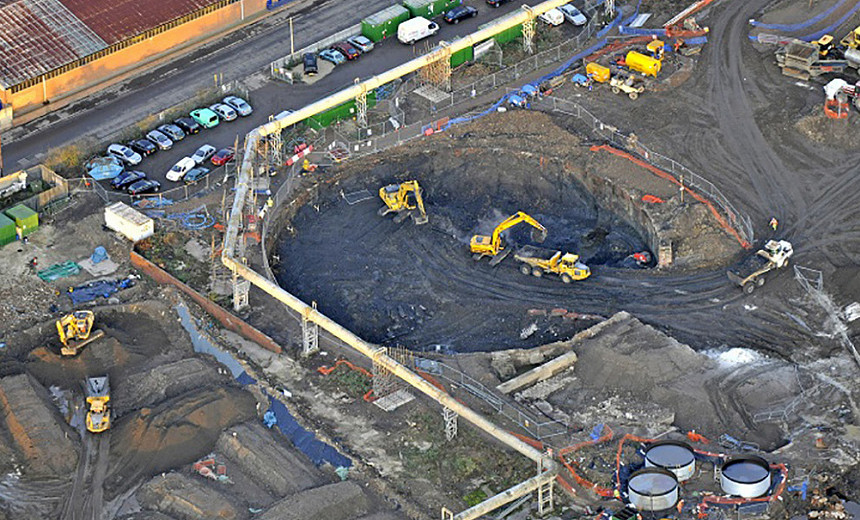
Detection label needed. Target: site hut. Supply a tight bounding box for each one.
[4,204,39,239]
[0,213,16,247]
[402,0,462,19]
[362,5,411,42]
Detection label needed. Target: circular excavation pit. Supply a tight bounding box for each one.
[274,135,652,352]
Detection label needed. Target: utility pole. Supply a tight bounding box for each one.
[290,17,295,55]
[0,131,4,175]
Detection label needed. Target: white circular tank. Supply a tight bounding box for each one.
[644,440,696,481]
[627,468,679,511]
[720,455,772,498]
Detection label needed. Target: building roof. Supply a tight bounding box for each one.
[61,0,223,45]
[0,0,224,89]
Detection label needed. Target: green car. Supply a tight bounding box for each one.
[190,108,220,129]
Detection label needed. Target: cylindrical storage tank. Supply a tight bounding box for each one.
[845,47,860,68]
[627,468,679,511]
[644,440,696,481]
[625,51,662,77]
[720,455,772,498]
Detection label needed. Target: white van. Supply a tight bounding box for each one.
[398,16,440,44]
[539,8,564,26]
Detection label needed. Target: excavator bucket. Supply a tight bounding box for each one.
[531,227,547,243]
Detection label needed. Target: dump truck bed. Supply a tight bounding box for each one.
[513,245,558,262]
[726,254,770,285]
[86,376,110,399]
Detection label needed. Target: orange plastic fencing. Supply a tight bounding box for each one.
[317,359,373,378]
[590,144,752,249]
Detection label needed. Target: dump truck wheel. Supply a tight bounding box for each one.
[612,86,620,94]
[532,268,543,277]
[629,92,639,100]
[744,282,755,294]
[561,274,572,284]
[520,265,531,275]
[756,276,766,287]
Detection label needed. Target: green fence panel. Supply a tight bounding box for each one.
[450,46,474,68]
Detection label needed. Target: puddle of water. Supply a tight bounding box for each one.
[175,303,249,381]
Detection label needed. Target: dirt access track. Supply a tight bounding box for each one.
[273,110,817,357]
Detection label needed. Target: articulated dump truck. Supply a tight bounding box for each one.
[726,240,793,294]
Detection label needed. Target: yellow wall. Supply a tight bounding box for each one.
[7,0,267,117]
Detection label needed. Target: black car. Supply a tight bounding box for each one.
[184,167,210,184]
[445,5,478,23]
[128,179,161,195]
[486,0,511,6]
[128,138,157,157]
[303,52,318,76]
[111,170,146,189]
[174,117,202,135]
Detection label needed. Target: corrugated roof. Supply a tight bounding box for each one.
[0,0,106,88]
[61,0,224,44]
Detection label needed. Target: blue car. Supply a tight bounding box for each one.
[319,48,346,65]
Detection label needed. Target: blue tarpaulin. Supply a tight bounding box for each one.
[67,278,135,304]
[265,395,352,468]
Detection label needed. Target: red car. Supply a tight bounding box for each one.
[211,147,235,166]
[332,41,360,60]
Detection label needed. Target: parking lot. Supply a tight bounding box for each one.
[96,0,589,195]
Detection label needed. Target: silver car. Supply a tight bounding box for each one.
[107,143,142,166]
[146,129,173,151]
[558,3,587,25]
[157,123,186,142]
[210,103,237,121]
[223,96,252,117]
[191,144,217,165]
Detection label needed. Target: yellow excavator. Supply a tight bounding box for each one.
[378,180,428,225]
[57,311,105,356]
[470,211,547,266]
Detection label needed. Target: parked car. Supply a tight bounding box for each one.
[191,144,217,165]
[128,179,161,196]
[107,143,142,166]
[558,3,587,25]
[347,35,374,53]
[486,0,512,6]
[223,96,253,116]
[332,41,360,60]
[444,5,478,23]
[85,156,124,180]
[211,147,235,166]
[146,130,173,150]
[303,53,318,76]
[157,123,186,142]
[128,138,157,157]
[191,108,220,128]
[209,103,237,122]
[174,117,202,135]
[539,8,564,26]
[166,157,197,182]
[397,17,439,45]
[184,167,211,184]
[274,110,294,121]
[111,170,146,189]
[319,48,346,65]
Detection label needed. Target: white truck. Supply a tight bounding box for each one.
[397,16,439,45]
[0,171,27,199]
[726,240,793,294]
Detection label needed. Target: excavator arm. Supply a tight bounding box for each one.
[471,211,547,265]
[378,180,428,225]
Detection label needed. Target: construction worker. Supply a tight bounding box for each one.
[770,217,778,231]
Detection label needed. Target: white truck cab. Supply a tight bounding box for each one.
[398,16,440,44]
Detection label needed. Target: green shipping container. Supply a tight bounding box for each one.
[0,213,15,247]
[403,0,461,19]
[4,204,38,238]
[362,5,411,42]
[306,91,378,129]
[450,46,473,68]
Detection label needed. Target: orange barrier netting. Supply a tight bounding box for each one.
[590,144,752,249]
[558,425,616,498]
[317,359,373,378]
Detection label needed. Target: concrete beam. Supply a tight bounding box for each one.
[496,350,578,395]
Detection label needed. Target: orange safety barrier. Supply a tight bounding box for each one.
[511,432,545,451]
[642,194,665,203]
[416,370,447,393]
[558,425,616,498]
[824,98,850,119]
[590,144,752,249]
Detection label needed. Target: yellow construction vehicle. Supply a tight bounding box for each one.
[646,39,665,60]
[514,246,591,283]
[470,211,547,266]
[841,26,860,49]
[814,34,835,57]
[378,180,428,225]
[57,311,105,356]
[85,376,111,433]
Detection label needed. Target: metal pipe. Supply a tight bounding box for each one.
[453,470,557,520]
[221,253,548,463]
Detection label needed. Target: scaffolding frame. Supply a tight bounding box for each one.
[522,6,536,55]
[443,407,458,441]
[302,301,320,356]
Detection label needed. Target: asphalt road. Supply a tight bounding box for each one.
[3,0,559,189]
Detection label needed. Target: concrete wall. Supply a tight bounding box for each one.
[130,250,282,353]
[6,0,267,119]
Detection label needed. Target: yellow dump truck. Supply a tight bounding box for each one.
[514,246,590,283]
[85,376,111,433]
